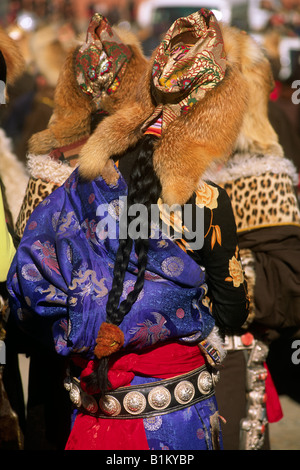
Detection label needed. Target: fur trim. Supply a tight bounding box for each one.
[78,97,153,183]
[0,129,28,225]
[203,326,227,364]
[203,152,299,186]
[26,153,75,185]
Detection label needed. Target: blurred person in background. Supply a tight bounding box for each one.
[207,22,300,450]
[2,13,79,165]
[0,12,83,452]
[0,25,25,450]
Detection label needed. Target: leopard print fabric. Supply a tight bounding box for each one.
[223,172,300,232]
[15,176,60,238]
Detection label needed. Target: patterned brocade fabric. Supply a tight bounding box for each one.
[75,13,133,112]
[223,172,300,232]
[143,8,226,130]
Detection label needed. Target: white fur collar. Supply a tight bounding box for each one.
[203,153,299,186]
[27,153,76,185]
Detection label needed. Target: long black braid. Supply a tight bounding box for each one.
[83,134,162,394]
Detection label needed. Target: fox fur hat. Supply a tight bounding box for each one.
[78,9,252,206]
[28,13,148,157]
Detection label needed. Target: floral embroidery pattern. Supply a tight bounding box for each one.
[196,182,221,250]
[75,13,132,110]
[195,182,219,210]
[225,246,245,287]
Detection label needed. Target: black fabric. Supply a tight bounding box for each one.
[0,50,7,85]
[215,350,247,449]
[3,308,71,450]
[24,352,71,450]
[238,225,300,329]
[187,184,249,330]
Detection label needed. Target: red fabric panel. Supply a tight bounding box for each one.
[264,362,283,423]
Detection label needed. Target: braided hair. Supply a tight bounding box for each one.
[83,134,162,394]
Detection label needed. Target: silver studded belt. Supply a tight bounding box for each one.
[64,365,218,419]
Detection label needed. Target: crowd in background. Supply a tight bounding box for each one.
[0,0,299,189]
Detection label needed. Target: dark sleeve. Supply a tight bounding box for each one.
[185,182,249,330]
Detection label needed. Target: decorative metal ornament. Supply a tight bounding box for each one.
[82,394,99,414]
[69,384,82,407]
[148,386,171,411]
[174,380,195,404]
[99,395,121,416]
[63,377,72,392]
[197,371,213,395]
[123,391,147,415]
[212,370,220,386]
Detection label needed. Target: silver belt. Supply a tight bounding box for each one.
[64,365,219,419]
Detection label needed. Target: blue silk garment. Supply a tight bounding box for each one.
[7,165,215,355]
[7,165,219,450]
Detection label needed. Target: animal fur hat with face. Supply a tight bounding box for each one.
[28,13,149,156]
[78,9,252,206]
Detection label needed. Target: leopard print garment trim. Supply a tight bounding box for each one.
[15,176,60,238]
[223,172,300,232]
